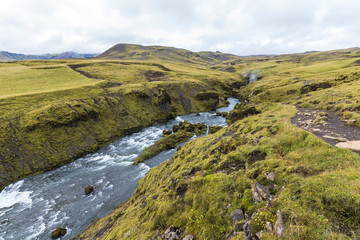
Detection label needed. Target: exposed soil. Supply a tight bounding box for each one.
[291,107,360,154]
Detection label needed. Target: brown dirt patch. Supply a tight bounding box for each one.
[291,108,360,154]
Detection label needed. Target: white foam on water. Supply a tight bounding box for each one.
[137,163,151,179]
[175,116,183,121]
[0,180,32,208]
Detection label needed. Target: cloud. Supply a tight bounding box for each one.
[0,0,360,55]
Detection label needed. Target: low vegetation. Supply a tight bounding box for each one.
[77,46,360,239]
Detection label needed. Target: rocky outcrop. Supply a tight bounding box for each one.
[150,225,188,240]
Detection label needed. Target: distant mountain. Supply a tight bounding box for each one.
[0,51,98,62]
[97,43,239,64]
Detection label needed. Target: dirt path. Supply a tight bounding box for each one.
[291,108,360,154]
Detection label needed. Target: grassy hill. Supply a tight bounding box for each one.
[97,43,240,64]
[77,47,360,240]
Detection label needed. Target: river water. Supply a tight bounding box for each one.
[0,98,239,240]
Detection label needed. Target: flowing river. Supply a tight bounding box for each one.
[0,98,240,240]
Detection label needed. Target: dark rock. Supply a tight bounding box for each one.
[208,125,223,134]
[221,112,228,117]
[230,209,246,224]
[51,227,67,239]
[177,146,182,151]
[274,210,285,238]
[195,113,201,116]
[234,221,246,231]
[84,185,94,195]
[163,130,172,135]
[173,124,179,133]
[216,111,222,116]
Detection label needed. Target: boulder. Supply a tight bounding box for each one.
[274,210,285,238]
[221,112,228,117]
[216,111,222,116]
[51,227,67,239]
[230,209,245,224]
[173,124,179,133]
[84,185,94,195]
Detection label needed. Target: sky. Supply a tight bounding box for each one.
[1,0,360,56]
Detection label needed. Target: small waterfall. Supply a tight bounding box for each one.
[242,70,260,83]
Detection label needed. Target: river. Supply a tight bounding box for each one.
[0,98,239,240]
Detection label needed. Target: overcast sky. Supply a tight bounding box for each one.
[1,0,360,55]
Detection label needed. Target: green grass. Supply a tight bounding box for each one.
[0,62,101,98]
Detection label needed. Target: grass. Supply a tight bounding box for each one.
[0,62,101,98]
[77,47,360,240]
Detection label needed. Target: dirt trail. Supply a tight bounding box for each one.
[291,108,360,154]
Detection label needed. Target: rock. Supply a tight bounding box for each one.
[177,146,182,151]
[195,113,201,117]
[230,209,246,224]
[234,221,246,231]
[243,220,252,240]
[216,111,222,116]
[163,130,172,135]
[344,119,356,126]
[221,112,228,117]
[274,210,285,238]
[265,172,275,181]
[84,185,94,195]
[208,125,223,134]
[51,227,67,239]
[251,182,272,204]
[322,135,347,142]
[265,222,273,234]
[183,235,194,240]
[172,124,179,133]
[335,141,360,151]
[304,112,311,116]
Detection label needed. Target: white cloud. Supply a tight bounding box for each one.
[0,0,359,55]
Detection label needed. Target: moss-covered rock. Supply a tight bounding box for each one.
[226,103,260,124]
[51,227,67,239]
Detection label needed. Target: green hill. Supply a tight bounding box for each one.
[97,43,239,64]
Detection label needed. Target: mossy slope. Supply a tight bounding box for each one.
[78,103,360,239]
